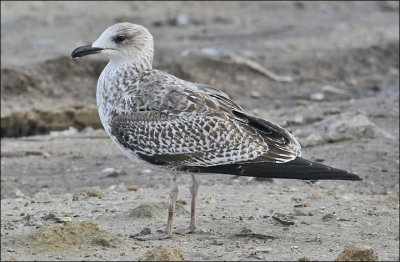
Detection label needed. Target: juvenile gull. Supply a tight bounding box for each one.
[71,23,361,240]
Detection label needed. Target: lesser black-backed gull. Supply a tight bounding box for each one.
[71,23,361,240]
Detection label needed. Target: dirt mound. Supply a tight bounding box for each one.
[28,221,119,251]
[139,246,185,261]
[1,104,101,137]
[129,201,189,219]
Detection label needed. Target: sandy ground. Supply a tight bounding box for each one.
[1,1,399,261]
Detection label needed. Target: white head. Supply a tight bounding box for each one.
[72,23,154,69]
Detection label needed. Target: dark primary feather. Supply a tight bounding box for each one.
[178,157,362,181]
[231,110,301,162]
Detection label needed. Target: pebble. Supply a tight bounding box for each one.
[322,213,336,221]
[139,246,184,261]
[140,169,152,174]
[335,245,378,261]
[175,14,189,26]
[250,91,262,98]
[127,185,139,191]
[43,152,52,159]
[176,200,187,205]
[212,239,224,245]
[102,167,115,173]
[55,216,72,223]
[14,189,25,198]
[140,227,151,235]
[87,187,104,198]
[206,196,216,204]
[310,92,324,101]
[33,191,53,203]
[72,153,85,159]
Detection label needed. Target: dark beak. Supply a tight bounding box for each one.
[71,44,103,58]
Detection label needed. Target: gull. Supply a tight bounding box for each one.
[71,23,361,240]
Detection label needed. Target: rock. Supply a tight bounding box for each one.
[87,187,104,198]
[92,236,117,248]
[14,189,26,198]
[127,185,139,191]
[55,217,72,223]
[175,14,190,26]
[293,111,393,146]
[140,227,152,235]
[212,239,224,245]
[129,202,188,218]
[102,167,115,173]
[310,92,325,101]
[335,245,378,261]
[139,246,184,261]
[322,213,336,222]
[33,191,53,203]
[206,196,216,204]
[250,91,262,98]
[176,200,187,205]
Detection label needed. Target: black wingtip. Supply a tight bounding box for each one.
[180,157,362,181]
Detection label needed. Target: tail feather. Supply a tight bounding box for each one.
[179,157,362,181]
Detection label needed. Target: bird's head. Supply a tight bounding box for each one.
[71,23,154,68]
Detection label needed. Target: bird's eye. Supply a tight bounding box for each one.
[114,35,126,43]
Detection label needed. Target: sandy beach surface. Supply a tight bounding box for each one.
[1,1,399,261]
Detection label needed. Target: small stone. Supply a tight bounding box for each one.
[250,91,262,98]
[335,245,378,261]
[322,213,336,221]
[127,185,139,191]
[87,187,104,198]
[275,212,286,217]
[139,246,184,261]
[55,217,72,223]
[240,227,253,234]
[33,191,53,203]
[43,152,52,159]
[140,169,152,175]
[102,167,115,173]
[206,196,215,204]
[43,212,58,220]
[92,237,116,248]
[310,92,324,101]
[212,239,224,245]
[176,200,187,205]
[14,189,25,198]
[175,14,189,26]
[72,153,85,159]
[72,194,79,201]
[140,227,151,235]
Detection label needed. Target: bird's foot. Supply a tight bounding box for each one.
[133,232,172,241]
[173,226,196,235]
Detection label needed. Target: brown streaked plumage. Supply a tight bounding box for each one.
[71,22,361,240]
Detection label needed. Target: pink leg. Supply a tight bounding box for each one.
[174,174,198,234]
[135,174,178,240]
